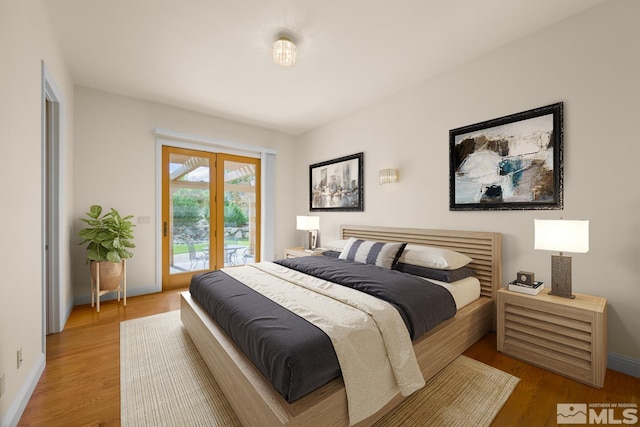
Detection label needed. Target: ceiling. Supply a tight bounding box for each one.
[44,0,606,135]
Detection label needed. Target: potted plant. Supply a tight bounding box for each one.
[79,205,135,290]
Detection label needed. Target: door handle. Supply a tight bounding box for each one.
[163,221,168,237]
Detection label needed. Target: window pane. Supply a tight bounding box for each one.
[169,153,210,274]
[223,160,257,266]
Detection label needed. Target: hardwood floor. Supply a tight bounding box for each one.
[464,333,640,426]
[18,290,640,427]
[18,288,185,427]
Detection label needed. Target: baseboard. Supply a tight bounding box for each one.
[73,284,161,306]
[63,300,74,328]
[608,352,640,379]
[0,353,45,427]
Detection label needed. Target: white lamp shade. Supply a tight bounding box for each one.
[296,215,320,231]
[534,219,589,253]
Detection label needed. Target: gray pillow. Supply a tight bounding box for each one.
[338,238,406,269]
[394,263,475,283]
[321,250,340,258]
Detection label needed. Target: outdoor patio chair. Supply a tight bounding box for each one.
[187,242,208,270]
[242,247,255,264]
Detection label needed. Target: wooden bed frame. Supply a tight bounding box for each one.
[180,225,502,426]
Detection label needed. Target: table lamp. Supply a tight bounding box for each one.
[296,215,320,251]
[534,219,589,298]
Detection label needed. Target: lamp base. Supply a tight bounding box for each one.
[304,230,318,251]
[548,254,575,299]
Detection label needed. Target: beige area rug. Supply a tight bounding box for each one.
[121,311,519,427]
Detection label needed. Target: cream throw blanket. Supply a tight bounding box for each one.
[223,262,425,425]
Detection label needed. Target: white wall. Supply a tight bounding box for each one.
[295,0,640,366]
[2,3,636,424]
[0,0,75,425]
[72,86,297,300]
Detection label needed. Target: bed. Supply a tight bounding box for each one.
[180,225,502,426]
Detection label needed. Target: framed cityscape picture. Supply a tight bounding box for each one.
[310,152,364,211]
[449,103,563,211]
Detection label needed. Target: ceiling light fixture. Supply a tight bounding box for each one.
[272,37,297,68]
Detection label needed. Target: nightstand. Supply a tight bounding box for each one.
[497,287,607,388]
[284,247,325,259]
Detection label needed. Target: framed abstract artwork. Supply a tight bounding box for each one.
[310,152,364,211]
[449,102,563,211]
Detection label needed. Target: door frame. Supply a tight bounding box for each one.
[41,62,64,337]
[154,129,276,289]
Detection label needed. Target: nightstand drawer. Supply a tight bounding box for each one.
[497,288,607,388]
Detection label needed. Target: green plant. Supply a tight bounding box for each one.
[224,199,248,227]
[79,205,136,263]
[172,189,209,224]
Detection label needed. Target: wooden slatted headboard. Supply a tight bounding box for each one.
[340,225,502,301]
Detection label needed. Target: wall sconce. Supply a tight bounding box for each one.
[534,219,589,298]
[296,215,320,250]
[379,169,399,184]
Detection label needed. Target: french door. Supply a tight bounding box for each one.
[162,146,260,289]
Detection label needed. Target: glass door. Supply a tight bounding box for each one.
[216,154,260,268]
[162,147,215,289]
[162,147,260,289]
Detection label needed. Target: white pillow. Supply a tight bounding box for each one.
[338,237,406,269]
[398,244,472,270]
[324,239,350,252]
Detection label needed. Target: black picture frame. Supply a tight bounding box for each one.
[449,102,563,211]
[310,152,364,211]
